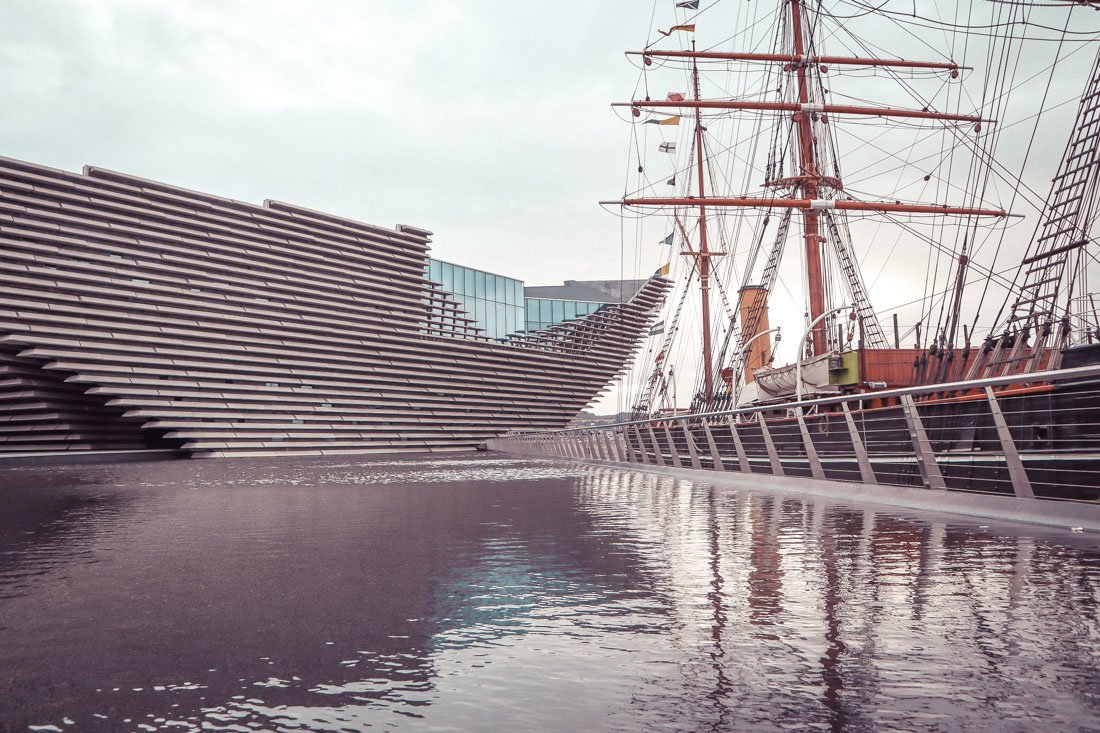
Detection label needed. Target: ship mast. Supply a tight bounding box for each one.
[609,0,1010,411]
[788,0,827,356]
[689,51,716,406]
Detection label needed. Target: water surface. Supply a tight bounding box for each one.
[1,454,1098,732]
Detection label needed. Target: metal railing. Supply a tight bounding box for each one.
[488,363,1100,503]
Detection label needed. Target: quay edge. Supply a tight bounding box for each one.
[490,448,1100,534]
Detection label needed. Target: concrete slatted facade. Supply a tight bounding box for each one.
[0,157,669,458]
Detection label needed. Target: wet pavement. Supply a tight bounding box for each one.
[1,453,1098,732]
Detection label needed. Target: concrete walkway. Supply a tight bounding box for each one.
[494,450,1100,534]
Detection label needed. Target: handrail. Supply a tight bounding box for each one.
[509,362,1100,436]
[493,363,1100,504]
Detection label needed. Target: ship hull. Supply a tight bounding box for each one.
[629,378,1100,501]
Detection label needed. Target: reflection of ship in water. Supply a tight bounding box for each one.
[568,466,1100,731]
[2,457,1099,729]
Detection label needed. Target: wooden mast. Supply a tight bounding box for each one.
[788,0,828,355]
[690,53,716,407]
[610,2,1004,405]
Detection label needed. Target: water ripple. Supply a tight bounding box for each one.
[0,455,1098,731]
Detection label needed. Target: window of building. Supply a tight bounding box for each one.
[426,259,527,340]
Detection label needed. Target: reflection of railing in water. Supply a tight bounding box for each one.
[490,364,1100,503]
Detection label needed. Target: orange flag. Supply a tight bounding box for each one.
[658,24,695,36]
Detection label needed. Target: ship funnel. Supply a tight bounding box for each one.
[738,285,771,383]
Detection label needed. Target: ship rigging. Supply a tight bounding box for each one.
[606,0,1100,418]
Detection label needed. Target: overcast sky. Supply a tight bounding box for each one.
[0,0,652,286]
[2,1,1098,413]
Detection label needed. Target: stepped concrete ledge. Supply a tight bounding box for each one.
[493,451,1100,534]
[0,448,187,467]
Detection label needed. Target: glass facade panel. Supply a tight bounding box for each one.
[442,263,455,293]
[522,297,610,333]
[427,259,525,340]
[485,302,495,334]
[428,259,613,340]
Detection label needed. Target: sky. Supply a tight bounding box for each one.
[1,1,1098,414]
[0,0,648,284]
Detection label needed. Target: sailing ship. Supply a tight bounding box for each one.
[597,0,1100,499]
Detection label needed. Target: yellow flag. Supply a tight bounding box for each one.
[656,263,671,277]
[659,115,681,126]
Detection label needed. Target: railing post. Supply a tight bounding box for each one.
[619,428,637,463]
[678,420,703,470]
[841,402,877,484]
[588,431,602,460]
[585,432,599,460]
[899,394,947,490]
[632,425,650,464]
[662,424,684,468]
[796,412,827,480]
[757,415,786,477]
[603,430,622,462]
[622,430,638,463]
[701,420,726,471]
[588,432,604,461]
[602,430,618,462]
[985,387,1035,499]
[646,424,666,466]
[726,416,752,473]
[623,426,638,463]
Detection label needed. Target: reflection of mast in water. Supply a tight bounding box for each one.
[818,505,849,732]
[704,487,732,730]
[910,519,941,623]
[747,494,784,631]
[1004,536,1034,663]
